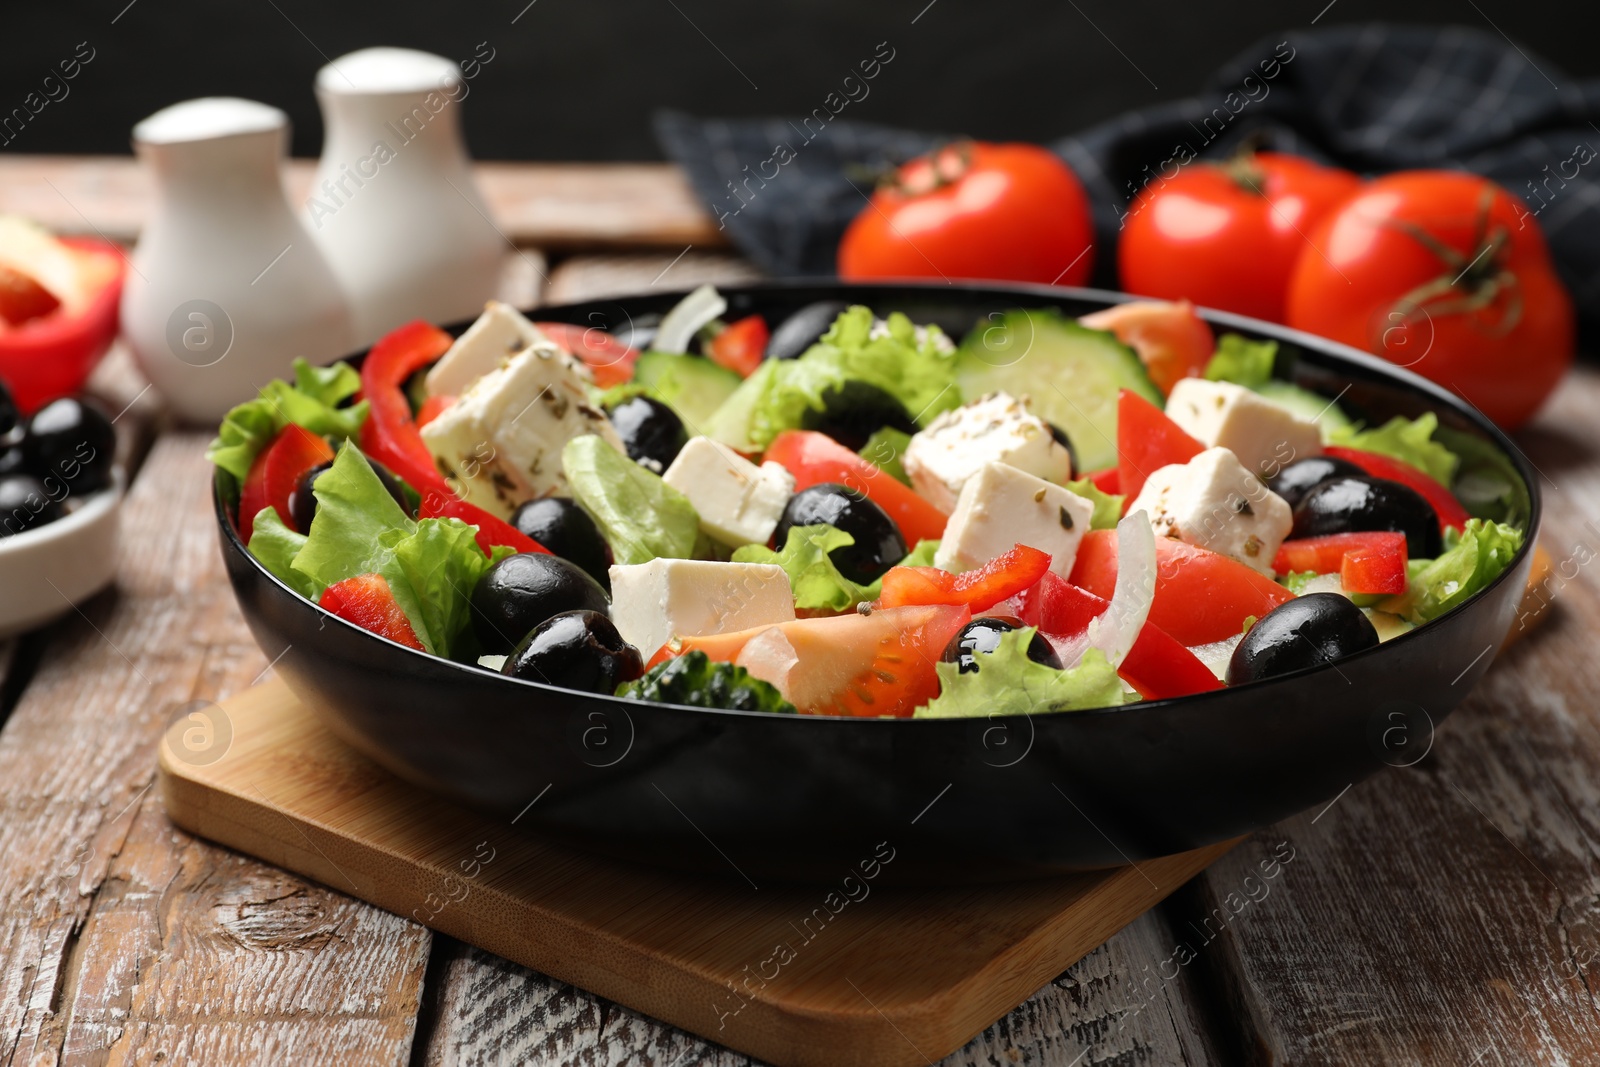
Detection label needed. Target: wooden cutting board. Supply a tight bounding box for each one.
[157,679,1236,1067]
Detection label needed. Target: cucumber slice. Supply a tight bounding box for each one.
[1255,380,1354,440]
[703,359,775,452]
[954,310,1158,473]
[630,352,742,430]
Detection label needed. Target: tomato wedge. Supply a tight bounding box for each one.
[420,490,548,557]
[1079,300,1214,396]
[877,544,1050,611]
[1085,466,1120,494]
[1322,446,1469,533]
[1273,531,1408,596]
[535,321,638,388]
[1116,390,1203,503]
[359,320,454,497]
[764,430,949,545]
[238,424,335,543]
[706,314,769,377]
[319,573,425,650]
[1070,528,1293,646]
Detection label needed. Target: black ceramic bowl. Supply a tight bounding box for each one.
[216,282,1540,884]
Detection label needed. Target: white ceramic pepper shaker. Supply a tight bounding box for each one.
[306,47,503,347]
[121,97,355,424]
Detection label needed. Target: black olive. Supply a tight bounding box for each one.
[502,610,643,693]
[605,395,687,473]
[765,300,850,361]
[1292,475,1442,558]
[0,444,27,477]
[290,456,413,531]
[942,616,1062,674]
[1047,422,1079,474]
[0,379,17,437]
[22,397,115,494]
[511,497,611,587]
[0,474,64,537]
[775,483,906,585]
[471,552,611,655]
[1227,592,1379,685]
[798,381,916,452]
[1268,456,1367,510]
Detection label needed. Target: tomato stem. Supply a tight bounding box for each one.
[1381,185,1522,338]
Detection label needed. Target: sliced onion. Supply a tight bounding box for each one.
[653,284,726,354]
[1056,510,1157,670]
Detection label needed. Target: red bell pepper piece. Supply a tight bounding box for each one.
[238,423,335,543]
[878,544,1051,611]
[358,320,455,497]
[535,321,639,388]
[1322,446,1469,533]
[764,430,949,545]
[416,394,454,428]
[419,490,549,557]
[1116,389,1204,504]
[1085,466,1120,494]
[705,314,770,377]
[1015,571,1221,700]
[0,238,126,413]
[1273,531,1408,596]
[319,573,425,650]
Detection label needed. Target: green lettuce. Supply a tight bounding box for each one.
[915,629,1122,717]
[713,306,959,451]
[618,650,795,713]
[1378,518,1525,623]
[733,524,882,614]
[1203,334,1277,389]
[859,426,913,485]
[207,359,369,482]
[1432,425,1531,528]
[900,539,943,569]
[252,443,505,656]
[562,434,700,565]
[1328,413,1459,487]
[1064,478,1124,530]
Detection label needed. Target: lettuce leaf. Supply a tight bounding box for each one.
[1329,413,1459,487]
[860,426,913,485]
[724,306,959,451]
[1378,518,1525,623]
[1432,425,1531,528]
[562,434,700,566]
[733,524,882,614]
[207,359,368,482]
[245,508,315,600]
[1203,334,1277,389]
[914,629,1123,717]
[1064,478,1125,530]
[900,538,943,569]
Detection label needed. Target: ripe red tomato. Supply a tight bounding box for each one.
[238,423,334,543]
[1079,300,1215,395]
[838,142,1094,286]
[1119,152,1361,323]
[1285,170,1574,429]
[1115,389,1203,503]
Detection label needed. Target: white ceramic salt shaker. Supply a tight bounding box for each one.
[307,47,503,346]
[121,97,355,424]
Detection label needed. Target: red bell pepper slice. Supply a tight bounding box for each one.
[1015,571,1221,700]
[878,544,1050,611]
[764,430,949,545]
[238,423,335,543]
[358,320,455,497]
[319,573,425,650]
[1085,466,1120,494]
[705,314,770,377]
[1274,531,1408,596]
[1116,389,1204,504]
[419,490,549,557]
[0,238,126,413]
[1322,446,1469,533]
[535,321,639,388]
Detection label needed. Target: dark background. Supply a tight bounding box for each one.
[2,0,1594,162]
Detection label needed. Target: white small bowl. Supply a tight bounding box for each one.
[0,472,123,638]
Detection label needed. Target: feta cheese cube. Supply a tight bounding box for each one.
[661,437,795,547]
[425,301,550,398]
[903,392,1073,512]
[1128,447,1293,576]
[420,342,623,518]
[934,461,1093,577]
[1164,378,1322,481]
[609,558,796,660]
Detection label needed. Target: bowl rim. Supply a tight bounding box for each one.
[213,279,1544,724]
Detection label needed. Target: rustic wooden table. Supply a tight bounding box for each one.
[2,156,1597,1067]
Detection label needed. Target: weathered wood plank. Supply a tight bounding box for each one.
[0,434,433,1066]
[0,157,724,251]
[1174,366,1600,1067]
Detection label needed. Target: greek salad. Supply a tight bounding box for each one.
[209,288,1528,718]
